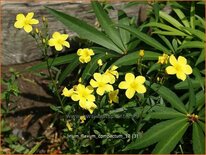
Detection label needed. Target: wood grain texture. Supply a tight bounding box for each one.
[2,2,142,65]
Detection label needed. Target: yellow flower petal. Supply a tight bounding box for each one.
[136,84,146,94]
[77,49,83,56]
[24,24,32,33]
[55,43,63,51]
[71,94,80,101]
[62,41,70,48]
[52,32,61,38]
[166,66,176,75]
[14,21,24,28]
[62,87,73,97]
[93,73,102,81]
[48,38,56,46]
[84,56,91,63]
[176,71,186,81]
[96,87,105,96]
[90,79,98,88]
[184,65,192,75]
[118,81,128,89]
[105,84,114,92]
[125,73,135,82]
[126,88,135,99]
[61,34,69,40]
[178,56,187,65]
[29,19,39,24]
[135,76,145,84]
[169,55,178,66]
[26,12,34,19]
[16,13,25,20]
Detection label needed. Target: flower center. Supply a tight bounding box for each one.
[130,81,138,90]
[175,63,183,72]
[24,19,30,25]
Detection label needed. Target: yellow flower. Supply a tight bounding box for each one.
[66,121,73,131]
[90,73,113,96]
[104,65,119,84]
[14,12,39,33]
[108,89,119,104]
[158,53,169,64]
[97,59,103,66]
[139,50,144,57]
[119,73,146,99]
[166,55,192,81]
[80,115,86,123]
[77,48,94,63]
[71,84,97,114]
[62,87,75,97]
[48,32,70,51]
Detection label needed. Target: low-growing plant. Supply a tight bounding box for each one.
[7,1,205,154]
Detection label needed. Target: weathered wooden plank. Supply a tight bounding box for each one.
[2,2,142,65]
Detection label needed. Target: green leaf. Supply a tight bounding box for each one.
[195,49,205,66]
[150,83,187,114]
[147,63,160,74]
[58,57,80,85]
[190,2,195,29]
[182,27,205,41]
[45,7,123,54]
[173,8,190,28]
[195,15,205,28]
[152,120,189,153]
[175,78,204,89]
[118,10,130,48]
[149,109,185,120]
[153,30,188,36]
[91,1,126,52]
[187,77,196,113]
[197,120,205,133]
[123,118,187,150]
[193,67,204,90]
[153,2,160,22]
[178,41,204,49]
[25,54,76,72]
[192,122,205,154]
[113,51,161,67]
[196,90,205,111]
[117,24,170,53]
[158,35,175,53]
[159,10,184,30]
[27,142,42,154]
[144,22,188,36]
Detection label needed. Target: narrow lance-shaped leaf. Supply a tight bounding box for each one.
[117,24,170,53]
[123,117,187,151]
[192,122,205,154]
[187,77,196,113]
[159,10,184,30]
[173,8,190,28]
[58,57,80,85]
[45,7,123,54]
[91,1,126,52]
[150,83,187,114]
[195,49,205,66]
[152,120,189,153]
[144,22,189,36]
[178,41,204,49]
[25,54,76,72]
[113,51,161,67]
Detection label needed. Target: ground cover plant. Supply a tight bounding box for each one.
[1,1,205,154]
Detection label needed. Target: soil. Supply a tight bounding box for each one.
[1,60,59,153]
